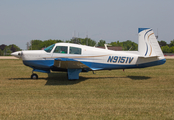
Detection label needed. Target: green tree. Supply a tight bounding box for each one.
[0,49,3,56]
[41,39,63,48]
[30,40,43,50]
[65,40,70,43]
[86,38,96,46]
[3,46,12,56]
[98,40,106,47]
[169,39,174,47]
[6,49,12,56]
[161,45,170,53]
[158,40,167,47]
[169,46,174,53]
[0,44,7,51]
[110,42,117,46]
[8,44,21,52]
[29,39,63,50]
[70,37,80,44]
[122,40,138,51]
[78,38,87,45]
[110,41,123,47]
[69,38,96,46]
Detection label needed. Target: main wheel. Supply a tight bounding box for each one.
[31,74,38,79]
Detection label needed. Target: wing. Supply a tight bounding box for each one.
[53,58,91,70]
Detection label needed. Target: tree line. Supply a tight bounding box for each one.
[29,38,138,51]
[158,40,174,53]
[0,44,21,56]
[29,38,174,53]
[1,38,174,56]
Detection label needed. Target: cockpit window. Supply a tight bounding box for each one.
[69,47,81,54]
[44,44,55,53]
[53,46,68,54]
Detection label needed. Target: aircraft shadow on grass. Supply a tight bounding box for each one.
[45,75,150,85]
[9,73,151,86]
[45,72,86,85]
[127,76,151,80]
[44,72,127,85]
[8,72,87,85]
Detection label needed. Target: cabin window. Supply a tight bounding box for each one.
[69,47,81,54]
[44,44,55,53]
[53,46,68,54]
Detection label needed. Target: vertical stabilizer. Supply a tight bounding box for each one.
[138,28,164,58]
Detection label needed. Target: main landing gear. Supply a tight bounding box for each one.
[31,70,38,79]
[31,74,38,79]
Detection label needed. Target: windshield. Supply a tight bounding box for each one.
[44,44,55,53]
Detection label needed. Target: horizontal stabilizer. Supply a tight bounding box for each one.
[138,56,159,59]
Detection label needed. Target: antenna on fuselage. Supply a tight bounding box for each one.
[94,40,99,47]
[128,46,132,51]
[104,44,108,50]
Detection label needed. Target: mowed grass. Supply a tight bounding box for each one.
[0,59,174,120]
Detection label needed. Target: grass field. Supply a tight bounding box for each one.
[0,59,174,120]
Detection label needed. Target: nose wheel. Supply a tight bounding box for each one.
[31,73,38,79]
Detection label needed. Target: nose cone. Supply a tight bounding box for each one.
[11,51,22,58]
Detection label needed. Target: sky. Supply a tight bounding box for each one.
[1,0,174,49]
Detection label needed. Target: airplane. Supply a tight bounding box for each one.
[11,28,166,80]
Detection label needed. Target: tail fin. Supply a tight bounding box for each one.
[138,28,164,58]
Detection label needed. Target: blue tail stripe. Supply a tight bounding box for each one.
[144,29,152,39]
[138,28,150,33]
[145,43,148,56]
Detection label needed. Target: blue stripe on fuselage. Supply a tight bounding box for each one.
[23,60,54,69]
[81,59,166,70]
[22,59,166,72]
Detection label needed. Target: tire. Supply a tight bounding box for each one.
[31,74,38,79]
